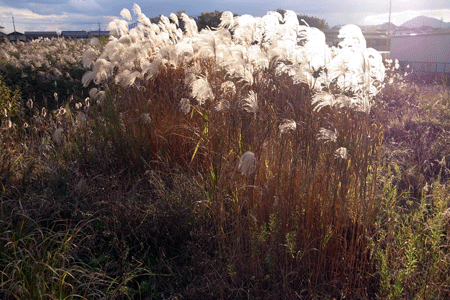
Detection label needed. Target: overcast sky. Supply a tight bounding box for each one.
[1,0,450,33]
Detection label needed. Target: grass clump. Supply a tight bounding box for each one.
[1,8,450,299]
[374,169,450,299]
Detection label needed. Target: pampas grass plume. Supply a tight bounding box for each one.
[120,8,132,21]
[334,147,348,159]
[191,77,214,105]
[238,151,256,177]
[52,128,64,144]
[26,99,33,109]
[179,98,191,114]
[279,119,297,134]
[318,128,337,143]
[242,90,258,114]
[312,91,335,112]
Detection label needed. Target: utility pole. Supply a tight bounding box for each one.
[388,0,392,48]
[12,16,17,41]
[98,22,101,37]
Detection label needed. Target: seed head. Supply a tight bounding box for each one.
[220,81,236,97]
[238,151,257,177]
[120,8,132,21]
[179,98,191,114]
[141,113,151,124]
[215,100,230,111]
[317,128,337,143]
[58,107,66,116]
[242,90,258,114]
[191,77,214,105]
[52,128,64,144]
[334,147,348,159]
[279,119,297,134]
[26,99,33,109]
[76,112,86,124]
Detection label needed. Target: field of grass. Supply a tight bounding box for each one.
[1,7,450,299]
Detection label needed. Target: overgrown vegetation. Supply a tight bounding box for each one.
[1,7,450,299]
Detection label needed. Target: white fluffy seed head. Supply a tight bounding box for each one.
[141,113,151,124]
[317,128,337,143]
[279,119,297,134]
[179,98,191,114]
[26,99,33,109]
[238,151,256,177]
[82,48,97,68]
[338,24,366,51]
[90,38,100,47]
[334,147,348,159]
[52,128,64,144]
[120,8,132,21]
[220,81,236,97]
[215,100,230,111]
[89,88,98,99]
[242,90,258,114]
[312,92,335,112]
[191,77,214,105]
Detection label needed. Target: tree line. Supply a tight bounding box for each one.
[150,9,329,31]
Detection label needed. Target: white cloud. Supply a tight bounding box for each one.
[0,3,115,33]
[68,0,102,11]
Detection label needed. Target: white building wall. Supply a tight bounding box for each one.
[390,32,450,64]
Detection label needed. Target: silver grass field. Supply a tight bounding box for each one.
[1,5,450,299]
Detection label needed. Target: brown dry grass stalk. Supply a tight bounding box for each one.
[103,61,384,298]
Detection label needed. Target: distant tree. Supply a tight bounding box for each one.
[297,14,329,30]
[150,16,161,24]
[275,8,286,16]
[195,10,223,31]
[275,9,329,30]
[176,11,186,31]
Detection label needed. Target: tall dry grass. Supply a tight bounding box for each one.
[74,54,382,297]
[2,6,450,299]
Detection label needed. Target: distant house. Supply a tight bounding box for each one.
[7,31,26,42]
[25,31,59,41]
[0,31,6,43]
[364,32,389,51]
[390,31,450,77]
[129,22,139,30]
[88,30,110,38]
[61,30,89,39]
